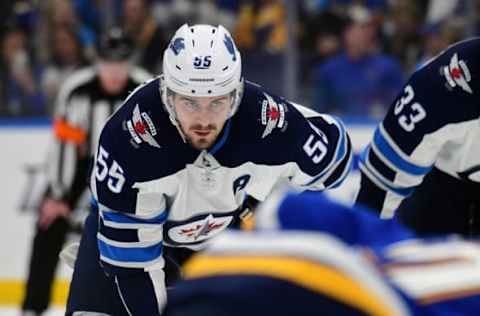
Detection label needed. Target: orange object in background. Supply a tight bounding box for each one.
[53,119,86,145]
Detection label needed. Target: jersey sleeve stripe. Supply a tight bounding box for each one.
[373,125,432,176]
[324,138,354,189]
[100,255,164,269]
[98,233,163,248]
[367,145,396,181]
[101,209,168,225]
[322,115,348,171]
[359,147,414,197]
[97,235,163,263]
[99,220,140,242]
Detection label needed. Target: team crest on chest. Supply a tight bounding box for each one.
[261,93,286,138]
[125,104,160,148]
[168,214,233,243]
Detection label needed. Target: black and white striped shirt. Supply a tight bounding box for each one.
[46,66,151,208]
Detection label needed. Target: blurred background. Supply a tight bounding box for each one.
[0,0,478,315]
[1,0,478,119]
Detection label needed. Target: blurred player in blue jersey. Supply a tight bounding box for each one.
[165,190,480,316]
[64,24,353,316]
[355,38,480,236]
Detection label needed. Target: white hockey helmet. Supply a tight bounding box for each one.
[161,24,244,121]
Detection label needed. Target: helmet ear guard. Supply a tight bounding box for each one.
[160,24,244,122]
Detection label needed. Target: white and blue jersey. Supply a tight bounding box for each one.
[355,38,480,219]
[87,78,352,313]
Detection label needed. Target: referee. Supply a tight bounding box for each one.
[21,27,151,316]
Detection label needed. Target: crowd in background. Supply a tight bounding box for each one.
[0,0,476,119]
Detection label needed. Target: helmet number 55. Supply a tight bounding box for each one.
[193,56,212,69]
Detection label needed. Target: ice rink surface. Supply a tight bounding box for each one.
[0,307,65,316]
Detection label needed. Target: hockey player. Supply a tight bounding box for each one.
[21,28,150,316]
[65,24,353,315]
[355,38,480,236]
[165,191,480,316]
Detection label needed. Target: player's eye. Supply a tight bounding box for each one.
[183,100,199,111]
[210,100,228,112]
[211,101,222,108]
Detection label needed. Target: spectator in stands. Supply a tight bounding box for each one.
[216,0,241,31]
[311,5,404,119]
[233,0,288,95]
[416,17,465,69]
[381,0,424,73]
[71,0,102,35]
[234,0,287,53]
[0,2,15,33]
[0,24,46,117]
[41,26,89,113]
[120,0,168,73]
[303,10,346,67]
[37,0,97,65]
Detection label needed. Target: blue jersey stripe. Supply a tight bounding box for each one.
[373,128,432,176]
[98,238,163,263]
[328,148,354,189]
[331,115,347,164]
[360,147,414,197]
[209,118,232,155]
[102,209,168,225]
[367,145,396,181]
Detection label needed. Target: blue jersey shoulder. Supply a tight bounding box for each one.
[217,81,342,178]
[381,38,480,154]
[97,79,348,186]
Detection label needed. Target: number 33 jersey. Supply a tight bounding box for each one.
[90,78,352,271]
[356,38,480,218]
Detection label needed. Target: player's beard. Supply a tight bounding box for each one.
[186,124,218,150]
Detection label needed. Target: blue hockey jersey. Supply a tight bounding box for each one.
[89,78,352,313]
[166,191,480,316]
[356,38,480,218]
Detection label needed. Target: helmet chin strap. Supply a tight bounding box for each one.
[159,76,187,143]
[170,113,187,143]
[166,103,187,143]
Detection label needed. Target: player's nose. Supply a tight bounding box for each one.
[194,110,211,125]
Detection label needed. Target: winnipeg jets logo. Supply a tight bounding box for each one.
[126,104,160,148]
[179,215,225,240]
[169,37,185,56]
[168,214,232,243]
[223,34,237,62]
[442,53,473,94]
[261,93,286,138]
